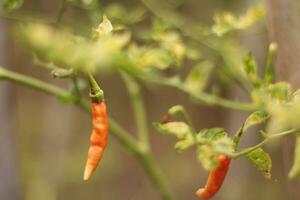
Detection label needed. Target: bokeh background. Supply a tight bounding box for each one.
[1,0,300,200]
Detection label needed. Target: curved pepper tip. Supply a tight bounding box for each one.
[83,165,94,181]
[196,188,210,199]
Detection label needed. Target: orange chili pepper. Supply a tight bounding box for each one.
[83,101,108,180]
[196,155,231,199]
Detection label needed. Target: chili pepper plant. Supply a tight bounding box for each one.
[1,0,300,200]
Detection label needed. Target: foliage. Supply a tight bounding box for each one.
[1,1,300,199]
[3,0,23,12]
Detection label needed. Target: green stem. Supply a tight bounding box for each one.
[233,125,244,151]
[87,72,104,102]
[56,0,67,23]
[136,152,174,200]
[0,67,72,101]
[129,68,257,112]
[0,66,175,200]
[163,80,256,111]
[121,72,150,152]
[231,128,299,158]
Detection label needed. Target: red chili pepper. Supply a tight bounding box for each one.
[83,101,108,180]
[196,155,231,199]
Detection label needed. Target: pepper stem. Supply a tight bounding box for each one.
[87,72,104,102]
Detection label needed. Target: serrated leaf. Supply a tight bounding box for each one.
[3,0,23,12]
[244,111,269,131]
[154,122,191,139]
[289,135,300,179]
[184,62,213,93]
[246,148,272,179]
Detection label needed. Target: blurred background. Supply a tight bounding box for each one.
[1,0,300,200]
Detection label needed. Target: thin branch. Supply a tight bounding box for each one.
[130,69,257,112]
[121,72,150,152]
[0,67,72,101]
[231,128,299,158]
[56,0,68,23]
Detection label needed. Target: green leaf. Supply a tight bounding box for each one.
[244,111,269,131]
[174,135,194,153]
[246,148,272,179]
[289,135,300,179]
[201,128,227,141]
[212,5,265,36]
[196,131,233,170]
[128,44,173,70]
[19,24,130,73]
[267,82,290,101]
[155,31,186,65]
[264,43,277,84]
[243,52,260,86]
[212,137,234,155]
[154,122,191,139]
[141,48,173,69]
[196,145,218,170]
[3,0,23,12]
[184,62,213,93]
[168,105,184,116]
[93,15,113,38]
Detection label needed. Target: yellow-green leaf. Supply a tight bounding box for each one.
[154,122,191,139]
[196,145,217,170]
[174,135,194,153]
[184,62,213,93]
[93,15,113,38]
[246,148,272,179]
[243,52,260,86]
[212,5,265,37]
[244,111,269,131]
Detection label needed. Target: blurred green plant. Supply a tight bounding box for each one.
[1,1,300,200]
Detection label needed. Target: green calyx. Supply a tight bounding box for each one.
[87,72,104,102]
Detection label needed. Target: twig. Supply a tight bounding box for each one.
[231,128,299,158]
[121,72,150,152]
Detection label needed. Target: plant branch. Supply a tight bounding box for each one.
[0,67,72,101]
[56,0,67,23]
[0,66,175,200]
[231,128,299,158]
[121,72,150,152]
[128,69,257,112]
